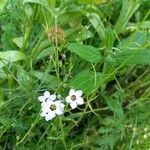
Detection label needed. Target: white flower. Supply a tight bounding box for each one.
[41,100,65,121]
[38,91,56,105]
[66,89,84,109]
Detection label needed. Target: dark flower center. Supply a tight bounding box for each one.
[71,95,76,101]
[50,104,57,111]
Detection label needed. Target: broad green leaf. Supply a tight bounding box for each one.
[12,37,24,48]
[117,31,150,49]
[113,48,150,65]
[86,12,106,40]
[114,0,141,34]
[59,11,84,26]
[67,43,103,63]
[24,4,33,18]
[36,47,51,60]
[0,51,27,68]
[17,67,30,86]
[69,70,102,94]
[66,27,93,42]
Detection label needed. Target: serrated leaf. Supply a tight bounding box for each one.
[67,43,103,63]
[105,97,124,118]
[31,70,59,89]
[0,51,27,68]
[69,70,102,94]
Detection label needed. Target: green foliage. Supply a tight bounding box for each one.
[0,51,27,68]
[69,70,102,94]
[67,43,103,63]
[113,48,150,65]
[0,0,150,149]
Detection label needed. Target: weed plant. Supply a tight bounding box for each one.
[0,0,150,149]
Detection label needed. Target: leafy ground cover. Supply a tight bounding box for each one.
[0,0,150,149]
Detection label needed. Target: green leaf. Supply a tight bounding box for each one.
[0,51,27,68]
[117,31,150,49]
[67,43,103,63]
[76,0,107,5]
[114,0,141,34]
[23,0,50,11]
[0,0,8,13]
[59,10,84,26]
[17,67,30,86]
[69,70,102,94]
[113,48,150,65]
[31,70,59,89]
[86,11,106,40]
[12,37,24,48]
[105,97,124,118]
[66,27,93,42]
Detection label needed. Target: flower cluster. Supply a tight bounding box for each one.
[38,89,84,121]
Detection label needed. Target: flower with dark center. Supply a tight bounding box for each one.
[50,104,57,111]
[38,91,56,104]
[66,89,84,109]
[41,100,65,121]
[71,95,76,101]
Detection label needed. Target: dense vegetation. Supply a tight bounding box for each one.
[0,0,150,149]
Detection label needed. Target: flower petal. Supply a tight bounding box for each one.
[61,103,65,109]
[70,101,77,109]
[50,94,56,101]
[69,89,76,96]
[76,97,84,105]
[41,105,50,112]
[38,96,45,102]
[55,107,64,115]
[44,91,50,98]
[55,101,65,114]
[40,111,46,117]
[75,90,83,97]
[66,96,71,103]
[45,112,56,121]
[41,100,52,108]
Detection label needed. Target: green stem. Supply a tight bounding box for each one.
[59,116,67,150]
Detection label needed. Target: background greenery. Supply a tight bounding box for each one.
[0,0,150,149]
